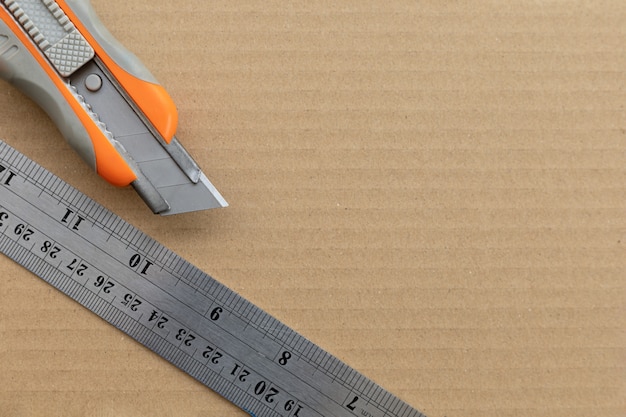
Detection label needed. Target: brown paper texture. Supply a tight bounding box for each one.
[0,1,624,416]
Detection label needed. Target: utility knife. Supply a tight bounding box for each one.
[0,0,228,215]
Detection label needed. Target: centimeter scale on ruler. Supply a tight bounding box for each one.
[0,140,425,417]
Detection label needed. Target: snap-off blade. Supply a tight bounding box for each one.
[69,60,228,215]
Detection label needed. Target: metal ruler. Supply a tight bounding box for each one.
[0,141,425,417]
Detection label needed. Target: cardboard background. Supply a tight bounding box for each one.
[0,1,624,416]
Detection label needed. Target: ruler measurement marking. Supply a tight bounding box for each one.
[224,291,238,311]
[356,376,368,399]
[239,300,253,322]
[317,350,330,371]
[194,269,205,288]
[136,233,147,248]
[337,365,350,384]
[309,348,321,369]
[0,192,227,343]
[58,181,70,203]
[389,399,403,417]
[147,240,159,259]
[303,341,315,359]
[246,306,262,331]
[350,370,361,390]
[182,263,195,285]
[293,333,306,354]
[374,386,386,406]
[341,367,353,386]
[314,350,326,371]
[0,142,424,417]
[381,391,393,410]
[325,355,338,375]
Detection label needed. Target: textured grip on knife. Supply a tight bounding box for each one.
[57,0,179,143]
[0,8,138,187]
[3,0,93,76]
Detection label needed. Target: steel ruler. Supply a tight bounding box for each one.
[0,140,425,417]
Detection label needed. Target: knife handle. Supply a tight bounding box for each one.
[0,0,178,187]
[57,0,179,142]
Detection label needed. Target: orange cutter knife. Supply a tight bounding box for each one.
[0,0,228,215]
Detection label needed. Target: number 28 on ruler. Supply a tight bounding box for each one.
[0,163,307,416]
[0,148,425,417]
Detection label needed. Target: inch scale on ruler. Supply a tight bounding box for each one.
[0,141,425,417]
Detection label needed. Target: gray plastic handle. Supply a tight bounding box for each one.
[62,0,159,84]
[0,0,170,181]
[0,17,97,169]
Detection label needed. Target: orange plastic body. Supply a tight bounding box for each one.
[0,10,137,187]
[56,0,178,144]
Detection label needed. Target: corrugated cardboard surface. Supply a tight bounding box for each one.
[0,1,624,416]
